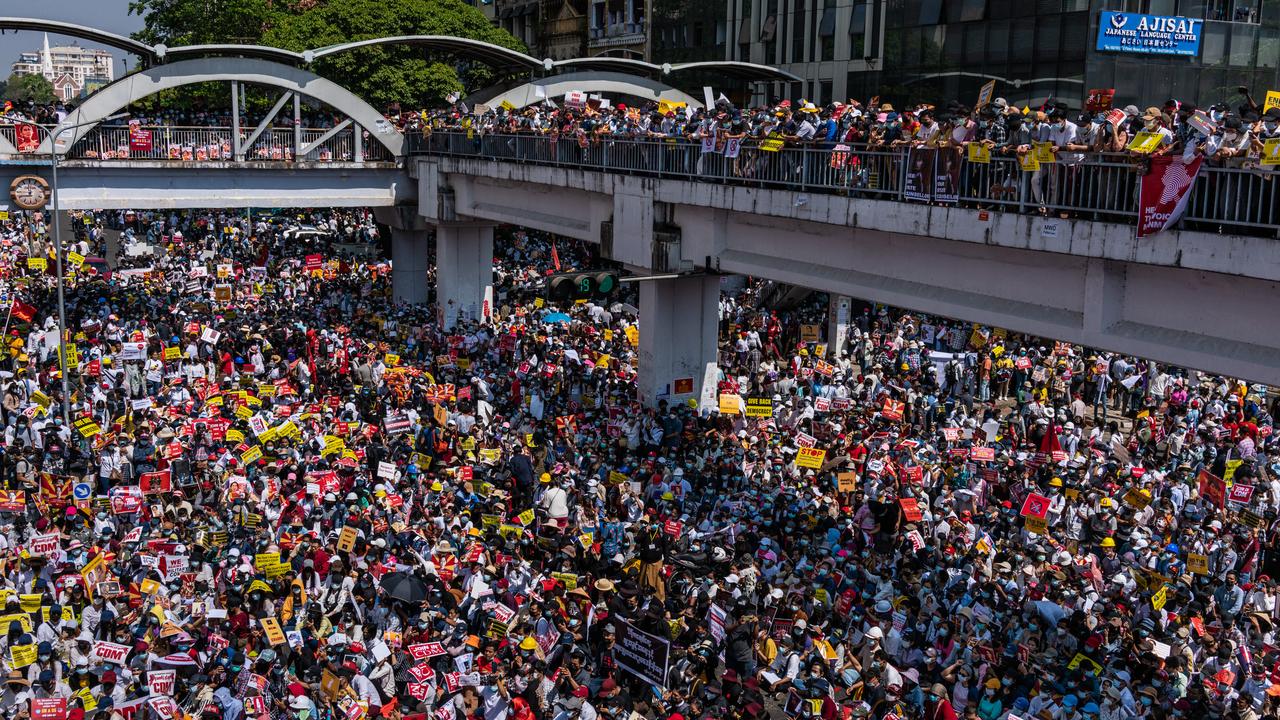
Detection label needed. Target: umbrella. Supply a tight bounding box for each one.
[542,312,572,325]
[380,571,429,605]
[610,302,639,315]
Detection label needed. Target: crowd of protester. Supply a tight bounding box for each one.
[0,206,1272,720]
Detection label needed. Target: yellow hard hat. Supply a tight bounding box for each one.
[799,349,808,356]
[1049,477,1063,487]
[519,636,538,651]
[540,472,552,484]
[1099,497,1113,508]
[1100,537,1116,548]
[430,481,443,492]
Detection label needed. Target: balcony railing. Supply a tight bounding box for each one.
[408,131,1280,237]
[0,124,392,163]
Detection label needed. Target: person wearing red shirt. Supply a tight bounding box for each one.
[926,683,959,720]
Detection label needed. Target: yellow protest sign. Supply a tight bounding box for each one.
[1067,652,1103,676]
[1033,142,1056,164]
[18,594,40,614]
[759,133,785,152]
[1263,138,1280,166]
[796,447,826,469]
[550,572,578,590]
[260,616,287,645]
[967,143,990,164]
[163,346,181,361]
[718,394,742,415]
[1187,553,1209,575]
[139,578,161,595]
[517,509,535,526]
[337,526,358,553]
[1127,131,1163,154]
[27,257,46,271]
[1025,515,1048,535]
[1266,90,1280,112]
[1151,584,1169,611]
[1019,153,1041,172]
[625,326,639,347]
[255,552,281,570]
[384,353,400,367]
[67,251,85,268]
[240,446,262,465]
[9,644,36,668]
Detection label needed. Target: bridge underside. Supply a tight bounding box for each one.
[415,156,1280,385]
[0,162,411,210]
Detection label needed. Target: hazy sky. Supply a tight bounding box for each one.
[1,2,145,80]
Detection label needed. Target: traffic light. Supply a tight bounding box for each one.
[547,272,619,302]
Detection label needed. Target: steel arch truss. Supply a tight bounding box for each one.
[40,57,404,157]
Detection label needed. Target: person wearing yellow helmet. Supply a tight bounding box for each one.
[1100,537,1116,548]
[1049,477,1063,487]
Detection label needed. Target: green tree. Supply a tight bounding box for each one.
[128,0,526,109]
[264,0,526,109]
[4,73,55,104]
[128,0,282,46]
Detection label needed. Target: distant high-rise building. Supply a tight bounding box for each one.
[11,34,115,102]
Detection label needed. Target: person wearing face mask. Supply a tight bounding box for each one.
[926,681,958,720]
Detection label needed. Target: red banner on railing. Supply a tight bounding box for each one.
[129,129,153,153]
[1137,154,1202,238]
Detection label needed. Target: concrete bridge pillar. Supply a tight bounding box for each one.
[435,223,494,330]
[637,275,720,407]
[376,206,433,307]
[390,228,431,305]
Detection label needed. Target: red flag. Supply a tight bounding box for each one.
[1138,155,1203,238]
[11,300,36,323]
[550,240,561,271]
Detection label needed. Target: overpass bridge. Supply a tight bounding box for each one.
[0,17,1276,401]
[405,133,1280,400]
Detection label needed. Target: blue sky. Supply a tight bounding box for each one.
[1,2,145,80]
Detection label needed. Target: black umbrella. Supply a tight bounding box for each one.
[379,571,428,605]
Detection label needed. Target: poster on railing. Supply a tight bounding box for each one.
[15,123,39,153]
[724,137,741,159]
[903,147,935,202]
[933,147,962,204]
[1137,155,1203,238]
[129,129,153,153]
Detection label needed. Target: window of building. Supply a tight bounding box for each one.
[1034,14,1060,61]
[793,0,808,63]
[819,79,833,104]
[920,0,943,25]
[850,1,867,35]
[1230,22,1257,64]
[761,13,777,41]
[1202,20,1228,63]
[960,0,986,21]
[1258,26,1279,67]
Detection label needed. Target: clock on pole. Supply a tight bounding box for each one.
[9,175,50,211]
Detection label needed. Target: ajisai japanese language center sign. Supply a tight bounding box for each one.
[1096,11,1202,57]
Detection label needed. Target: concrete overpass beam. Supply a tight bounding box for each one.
[638,275,720,407]
[436,223,494,330]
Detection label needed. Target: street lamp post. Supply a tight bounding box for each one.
[46,113,129,428]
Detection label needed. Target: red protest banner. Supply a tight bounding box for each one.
[1020,493,1052,519]
[1198,469,1226,508]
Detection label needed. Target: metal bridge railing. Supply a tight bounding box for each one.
[409,131,1280,237]
[0,124,391,163]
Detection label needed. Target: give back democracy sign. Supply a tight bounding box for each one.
[613,618,670,688]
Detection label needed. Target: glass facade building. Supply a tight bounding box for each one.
[725,0,1279,110]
